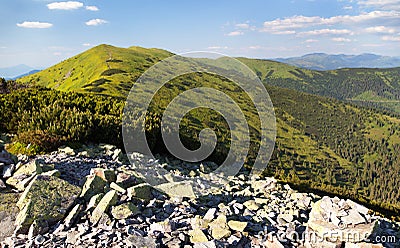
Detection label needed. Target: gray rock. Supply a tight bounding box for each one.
[126,233,157,248]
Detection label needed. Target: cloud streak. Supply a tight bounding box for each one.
[17,21,53,28]
[227,31,243,36]
[86,6,99,11]
[47,1,83,10]
[85,19,108,26]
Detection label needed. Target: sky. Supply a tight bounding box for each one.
[0,0,400,68]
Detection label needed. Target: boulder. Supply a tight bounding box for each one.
[58,146,75,155]
[79,175,107,201]
[189,228,209,243]
[92,168,116,183]
[127,183,153,201]
[90,190,118,225]
[110,182,126,194]
[154,181,196,198]
[63,204,82,229]
[208,214,231,240]
[227,220,248,232]
[111,202,139,220]
[14,175,80,234]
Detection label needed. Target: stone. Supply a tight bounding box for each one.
[28,219,49,239]
[2,163,15,178]
[34,234,46,245]
[80,175,107,201]
[346,199,370,216]
[116,172,138,188]
[14,175,80,234]
[193,241,217,248]
[307,197,378,243]
[203,208,217,221]
[341,209,366,226]
[243,200,259,211]
[262,236,285,248]
[63,204,82,229]
[66,230,80,244]
[208,214,231,240]
[90,190,118,225]
[111,202,140,220]
[227,220,248,232]
[150,219,174,233]
[92,168,116,183]
[126,233,157,248]
[86,193,104,210]
[58,146,75,155]
[0,178,6,190]
[110,182,126,193]
[127,183,153,200]
[155,181,196,198]
[41,169,61,177]
[189,228,209,243]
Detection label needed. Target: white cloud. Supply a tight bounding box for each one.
[358,0,400,10]
[332,37,352,42]
[365,25,396,34]
[47,1,83,10]
[82,43,92,47]
[85,19,108,26]
[343,6,353,10]
[235,23,249,29]
[299,28,354,36]
[227,31,243,36]
[381,35,400,41]
[304,39,319,43]
[53,52,62,56]
[273,30,296,35]
[260,11,400,34]
[17,21,53,28]
[85,5,99,11]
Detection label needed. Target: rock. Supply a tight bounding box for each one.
[86,193,104,210]
[0,178,6,190]
[58,146,75,156]
[346,199,370,216]
[41,169,61,177]
[66,230,80,244]
[150,219,174,233]
[193,241,217,248]
[208,214,231,240]
[2,163,15,178]
[90,190,118,225]
[80,175,107,201]
[111,202,140,220]
[14,175,80,234]
[127,183,153,201]
[116,172,138,188]
[126,233,157,248]
[227,220,248,232]
[262,236,285,248]
[203,208,217,222]
[277,213,294,224]
[27,219,49,239]
[243,200,259,211]
[6,172,36,191]
[110,182,126,193]
[307,196,378,243]
[189,228,209,243]
[34,234,46,245]
[155,181,196,198]
[92,168,116,183]
[63,204,82,229]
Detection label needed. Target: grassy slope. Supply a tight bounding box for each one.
[16,45,400,215]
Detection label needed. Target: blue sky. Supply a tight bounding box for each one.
[1,0,399,68]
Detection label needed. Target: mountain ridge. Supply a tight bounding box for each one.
[273,52,400,70]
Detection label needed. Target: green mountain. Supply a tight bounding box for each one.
[19,45,400,114]
[10,44,400,216]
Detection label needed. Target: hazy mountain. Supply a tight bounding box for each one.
[273,53,400,70]
[11,70,41,80]
[0,64,36,79]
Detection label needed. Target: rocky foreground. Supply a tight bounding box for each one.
[0,144,399,248]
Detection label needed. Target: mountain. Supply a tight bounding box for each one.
[273,53,400,70]
[0,64,36,79]
[11,69,41,80]
[9,44,400,215]
[18,45,400,115]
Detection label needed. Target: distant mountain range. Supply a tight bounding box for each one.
[0,64,39,79]
[273,53,400,70]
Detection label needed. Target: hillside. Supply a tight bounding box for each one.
[18,45,400,114]
[6,45,400,216]
[274,53,400,70]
